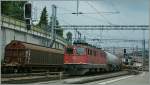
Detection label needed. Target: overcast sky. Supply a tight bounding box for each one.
[32,0,149,48]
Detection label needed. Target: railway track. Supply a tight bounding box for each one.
[2,72,64,78]
[1,72,67,84]
[1,70,137,84]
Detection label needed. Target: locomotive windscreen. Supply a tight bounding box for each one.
[76,47,85,55]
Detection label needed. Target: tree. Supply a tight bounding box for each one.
[1,1,27,20]
[37,6,63,37]
[55,20,63,37]
[38,7,48,31]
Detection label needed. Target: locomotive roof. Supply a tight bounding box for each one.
[6,40,64,54]
[73,40,102,49]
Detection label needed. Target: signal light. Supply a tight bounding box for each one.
[124,49,126,53]
[24,3,32,19]
[26,25,31,30]
[26,19,31,30]
[26,19,31,25]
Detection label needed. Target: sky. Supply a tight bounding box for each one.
[31,0,149,49]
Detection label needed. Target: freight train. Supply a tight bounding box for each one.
[2,40,64,73]
[64,40,122,75]
[2,40,122,75]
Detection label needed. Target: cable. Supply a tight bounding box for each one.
[58,4,109,24]
[80,14,105,23]
[86,1,113,25]
[57,13,72,25]
[57,4,119,15]
[57,6,75,13]
[107,0,120,14]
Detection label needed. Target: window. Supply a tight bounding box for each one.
[76,47,85,55]
[87,49,90,55]
[66,48,73,54]
[90,50,92,55]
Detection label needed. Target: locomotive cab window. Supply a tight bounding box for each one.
[66,48,73,54]
[88,49,90,55]
[76,47,85,55]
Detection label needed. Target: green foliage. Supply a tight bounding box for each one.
[38,7,48,31]
[1,1,64,37]
[55,20,63,37]
[1,1,27,20]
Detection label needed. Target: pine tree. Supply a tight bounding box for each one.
[38,7,48,31]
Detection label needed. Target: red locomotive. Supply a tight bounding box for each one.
[64,40,122,75]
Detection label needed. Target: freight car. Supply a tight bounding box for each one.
[64,40,122,75]
[2,40,64,73]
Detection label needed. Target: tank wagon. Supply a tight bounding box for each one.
[2,40,64,73]
[64,41,122,75]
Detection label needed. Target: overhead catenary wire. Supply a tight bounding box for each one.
[57,2,115,25]
[58,5,105,25]
[57,6,75,13]
[80,14,105,23]
[107,0,120,14]
[105,0,127,40]
[57,4,119,15]
[86,1,113,25]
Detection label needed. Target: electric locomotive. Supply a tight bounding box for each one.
[64,40,121,75]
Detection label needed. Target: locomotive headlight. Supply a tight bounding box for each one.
[65,60,68,63]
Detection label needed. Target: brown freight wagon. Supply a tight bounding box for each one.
[2,40,64,73]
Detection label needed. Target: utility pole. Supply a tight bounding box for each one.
[74,28,77,41]
[78,31,81,40]
[49,4,57,48]
[112,47,115,54]
[148,5,150,79]
[77,0,79,16]
[84,35,86,41]
[142,30,145,70]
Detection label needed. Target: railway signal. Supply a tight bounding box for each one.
[24,3,32,30]
[26,19,31,30]
[24,3,32,19]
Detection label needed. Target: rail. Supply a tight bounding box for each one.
[2,72,63,80]
[1,15,67,44]
[56,25,149,30]
[46,72,63,80]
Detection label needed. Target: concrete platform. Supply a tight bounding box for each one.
[63,71,129,84]
[32,71,148,85]
[94,71,149,85]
